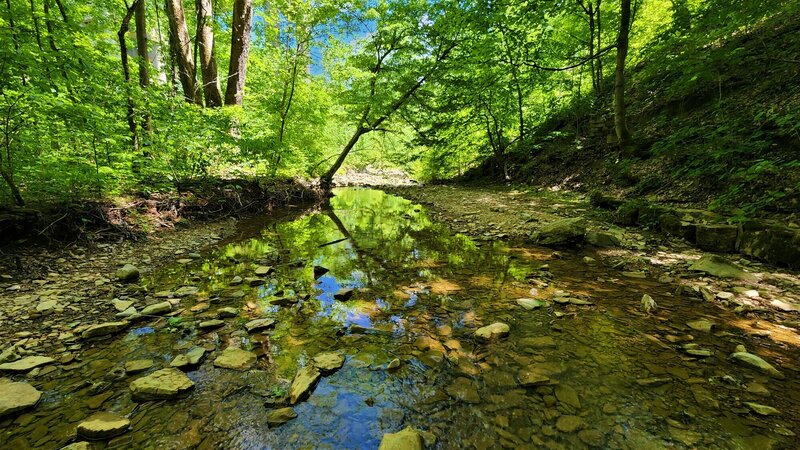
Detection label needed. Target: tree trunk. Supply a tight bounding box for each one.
[0,168,24,206]
[196,0,222,107]
[134,0,152,131]
[319,127,367,191]
[166,0,202,104]
[614,0,632,147]
[119,1,138,151]
[225,0,253,106]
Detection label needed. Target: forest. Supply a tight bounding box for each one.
[1,0,800,449]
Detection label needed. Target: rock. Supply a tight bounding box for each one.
[659,213,696,241]
[695,224,738,253]
[82,322,128,339]
[730,352,784,379]
[185,347,206,365]
[111,299,134,312]
[532,218,586,246]
[116,264,140,282]
[217,307,238,318]
[475,322,510,340]
[386,358,401,371]
[744,402,780,416]
[445,377,481,403]
[0,356,55,373]
[213,347,257,371]
[175,286,199,297]
[686,319,714,333]
[129,368,194,401]
[229,276,243,286]
[554,385,581,409]
[267,407,297,427]
[124,359,154,374]
[519,336,557,349]
[518,370,550,387]
[578,429,605,447]
[585,231,620,248]
[312,352,345,373]
[614,202,640,226]
[770,299,798,312]
[588,191,623,210]
[313,266,329,279]
[116,307,137,318]
[140,302,171,316]
[61,442,91,450]
[36,300,58,314]
[245,318,276,333]
[517,298,548,310]
[689,255,754,280]
[0,379,41,418]
[289,366,321,404]
[76,412,130,439]
[170,354,190,369]
[246,277,265,287]
[556,415,584,433]
[254,266,273,276]
[269,296,298,306]
[641,294,657,313]
[378,427,425,450]
[198,319,225,330]
[568,297,594,306]
[334,288,354,301]
[737,220,800,268]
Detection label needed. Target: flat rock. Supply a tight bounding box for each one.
[730,352,784,379]
[556,415,584,432]
[312,352,345,373]
[217,307,238,318]
[82,322,128,339]
[229,276,243,286]
[378,426,425,450]
[555,385,581,409]
[689,255,754,280]
[334,288,354,301]
[245,318,276,333]
[111,299,134,312]
[519,336,557,349]
[744,402,780,416]
[214,347,257,371]
[175,286,199,297]
[185,347,206,365]
[140,302,171,316]
[267,407,297,427]
[124,359,154,374]
[475,322,510,340]
[517,298,548,310]
[313,266,329,279]
[199,319,225,330]
[533,218,586,246]
[686,319,714,333]
[445,377,481,403]
[254,266,274,276]
[62,442,91,450]
[116,264,140,282]
[77,412,130,439]
[0,379,41,418]
[129,368,194,401]
[289,365,321,404]
[0,356,55,373]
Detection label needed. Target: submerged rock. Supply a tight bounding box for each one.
[213,347,257,371]
[744,402,780,416]
[334,288,355,301]
[445,377,481,404]
[198,319,225,330]
[686,319,714,333]
[556,415,584,433]
[124,359,154,374]
[289,366,321,404]
[378,427,425,450]
[313,266,329,279]
[730,352,784,379]
[116,264,140,282]
[516,298,548,310]
[82,322,129,339]
[77,412,130,439]
[475,323,510,340]
[0,379,41,418]
[312,352,345,374]
[171,347,206,370]
[245,318,276,333]
[555,385,581,409]
[267,407,297,427]
[532,218,586,246]
[0,356,55,373]
[129,368,194,401]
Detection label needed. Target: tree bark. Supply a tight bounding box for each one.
[166,0,202,104]
[196,0,222,107]
[134,0,152,131]
[614,0,632,147]
[119,1,138,151]
[225,0,253,106]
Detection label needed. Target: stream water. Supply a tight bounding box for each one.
[1,188,798,449]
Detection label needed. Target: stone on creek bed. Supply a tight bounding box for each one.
[124,359,154,374]
[378,426,425,450]
[289,366,321,404]
[0,379,42,418]
[245,318,276,333]
[115,264,140,282]
[213,347,257,371]
[267,407,297,428]
[129,368,195,401]
[0,356,55,373]
[81,322,129,339]
[77,411,130,439]
[729,352,784,379]
[312,352,345,374]
[531,218,586,246]
[334,288,355,301]
[140,301,172,316]
[475,322,510,340]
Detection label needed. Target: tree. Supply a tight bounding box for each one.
[614,0,632,147]
[196,0,223,107]
[119,1,139,150]
[166,0,202,104]
[225,0,253,106]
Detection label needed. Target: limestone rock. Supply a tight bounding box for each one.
[254,266,274,276]
[129,368,194,401]
[312,352,345,374]
[267,407,297,427]
[744,402,780,416]
[198,319,225,330]
[0,356,55,373]
[689,255,754,280]
[213,347,257,371]
[289,366,321,404]
[245,318,276,333]
[532,218,586,246]
[0,379,41,418]
[585,231,620,248]
[76,412,130,439]
[517,298,548,310]
[556,415,584,433]
[124,359,154,374]
[445,377,481,404]
[116,264,140,282]
[216,307,238,318]
[475,322,510,341]
[695,224,738,253]
[140,302,171,316]
[82,322,128,339]
[555,385,581,409]
[378,427,425,450]
[334,288,354,301]
[730,352,784,379]
[686,319,714,333]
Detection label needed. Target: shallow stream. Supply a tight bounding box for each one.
[2,188,798,449]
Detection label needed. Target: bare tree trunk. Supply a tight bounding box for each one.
[166,0,202,104]
[614,0,632,147]
[134,0,151,131]
[225,0,253,106]
[195,0,222,107]
[119,1,138,151]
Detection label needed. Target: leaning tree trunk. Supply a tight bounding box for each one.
[166,0,202,104]
[225,0,253,106]
[196,0,222,107]
[614,0,632,148]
